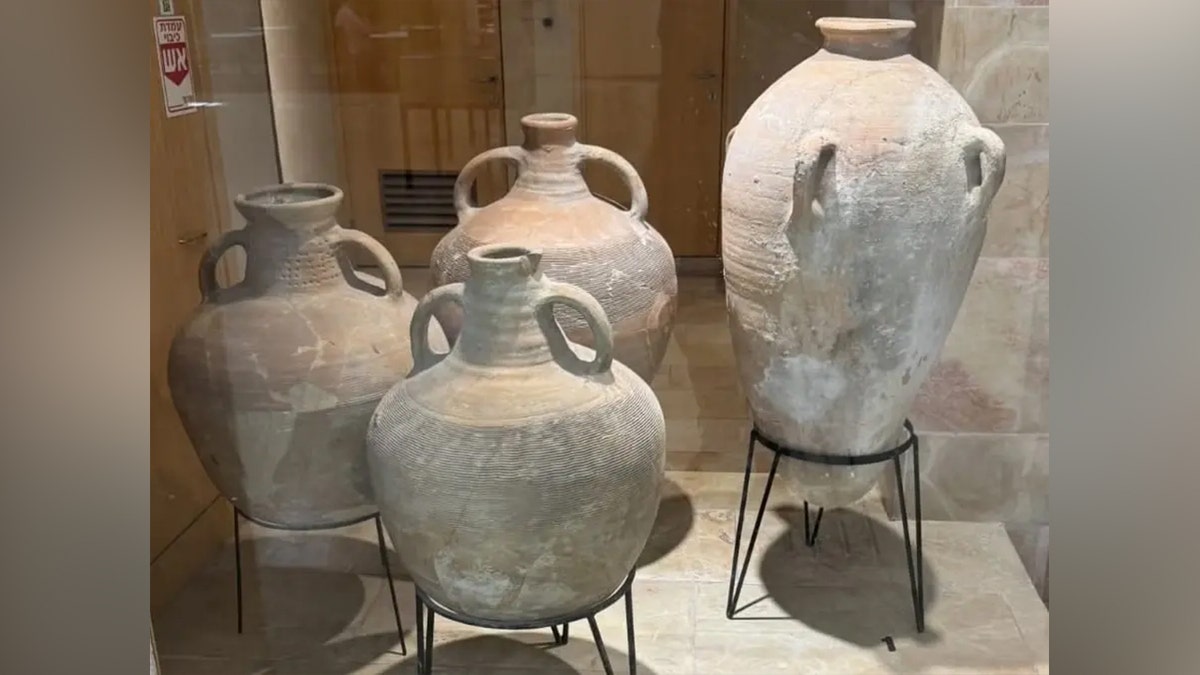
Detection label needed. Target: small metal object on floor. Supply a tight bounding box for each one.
[725,419,926,633]
[231,507,407,655]
[412,570,638,675]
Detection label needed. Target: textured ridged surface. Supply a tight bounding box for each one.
[435,236,676,379]
[367,245,666,621]
[369,367,663,619]
[168,184,444,528]
[430,113,678,382]
[722,19,1005,507]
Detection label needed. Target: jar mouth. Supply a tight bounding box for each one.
[815,17,915,36]
[471,244,536,263]
[815,17,915,58]
[237,183,342,208]
[234,183,343,228]
[521,112,577,130]
[466,244,544,276]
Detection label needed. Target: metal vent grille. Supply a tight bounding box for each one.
[380,170,466,230]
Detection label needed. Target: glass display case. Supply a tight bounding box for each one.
[151,1,1049,673]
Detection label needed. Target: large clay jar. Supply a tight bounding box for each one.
[367,244,666,621]
[722,18,1006,507]
[429,113,677,382]
[168,183,444,528]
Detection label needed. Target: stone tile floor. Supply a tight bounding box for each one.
[154,473,1049,674]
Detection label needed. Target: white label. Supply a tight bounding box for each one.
[158,0,175,15]
[154,16,197,118]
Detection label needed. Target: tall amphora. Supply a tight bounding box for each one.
[722,18,1006,506]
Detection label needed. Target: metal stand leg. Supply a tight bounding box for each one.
[414,589,436,674]
[625,581,637,674]
[725,432,757,618]
[409,571,634,674]
[587,615,615,675]
[725,421,925,633]
[893,445,926,633]
[913,434,925,631]
[803,501,825,547]
[414,590,424,674]
[374,515,407,655]
[726,434,781,619]
[233,509,243,634]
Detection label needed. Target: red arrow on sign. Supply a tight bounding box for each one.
[159,43,189,86]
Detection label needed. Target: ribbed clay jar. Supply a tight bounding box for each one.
[429,113,677,382]
[367,244,666,621]
[722,18,1006,507]
[167,183,445,528]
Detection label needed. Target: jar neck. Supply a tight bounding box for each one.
[241,220,347,294]
[817,17,914,60]
[511,113,592,202]
[234,183,349,294]
[455,251,555,368]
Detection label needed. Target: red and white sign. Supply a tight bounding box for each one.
[154,16,196,117]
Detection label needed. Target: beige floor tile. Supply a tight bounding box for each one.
[154,568,384,661]
[692,631,888,675]
[157,475,1048,675]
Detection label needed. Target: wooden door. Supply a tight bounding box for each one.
[496,0,727,259]
[329,0,509,266]
[150,0,233,610]
[576,0,726,258]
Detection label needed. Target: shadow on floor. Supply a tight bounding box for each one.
[160,631,655,674]
[154,565,374,662]
[740,505,942,650]
[637,478,695,569]
[219,529,409,579]
[381,633,653,674]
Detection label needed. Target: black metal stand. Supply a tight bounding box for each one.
[412,570,638,675]
[232,507,407,655]
[725,419,925,633]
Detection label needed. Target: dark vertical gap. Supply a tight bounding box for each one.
[257,0,284,184]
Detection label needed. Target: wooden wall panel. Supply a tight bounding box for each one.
[149,0,232,610]
[329,0,507,266]
[498,0,726,258]
[498,0,582,145]
[261,0,346,218]
[578,0,726,257]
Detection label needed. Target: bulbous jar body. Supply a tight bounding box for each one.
[167,184,445,528]
[367,244,666,622]
[721,19,1007,507]
[430,113,678,382]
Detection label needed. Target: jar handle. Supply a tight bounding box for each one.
[198,228,249,301]
[410,283,464,374]
[535,280,614,376]
[454,146,525,221]
[787,130,838,241]
[577,144,650,221]
[963,125,1007,216]
[330,227,404,299]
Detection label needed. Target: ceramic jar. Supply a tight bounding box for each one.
[167,183,444,528]
[367,244,665,621]
[722,18,1006,507]
[429,113,677,382]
